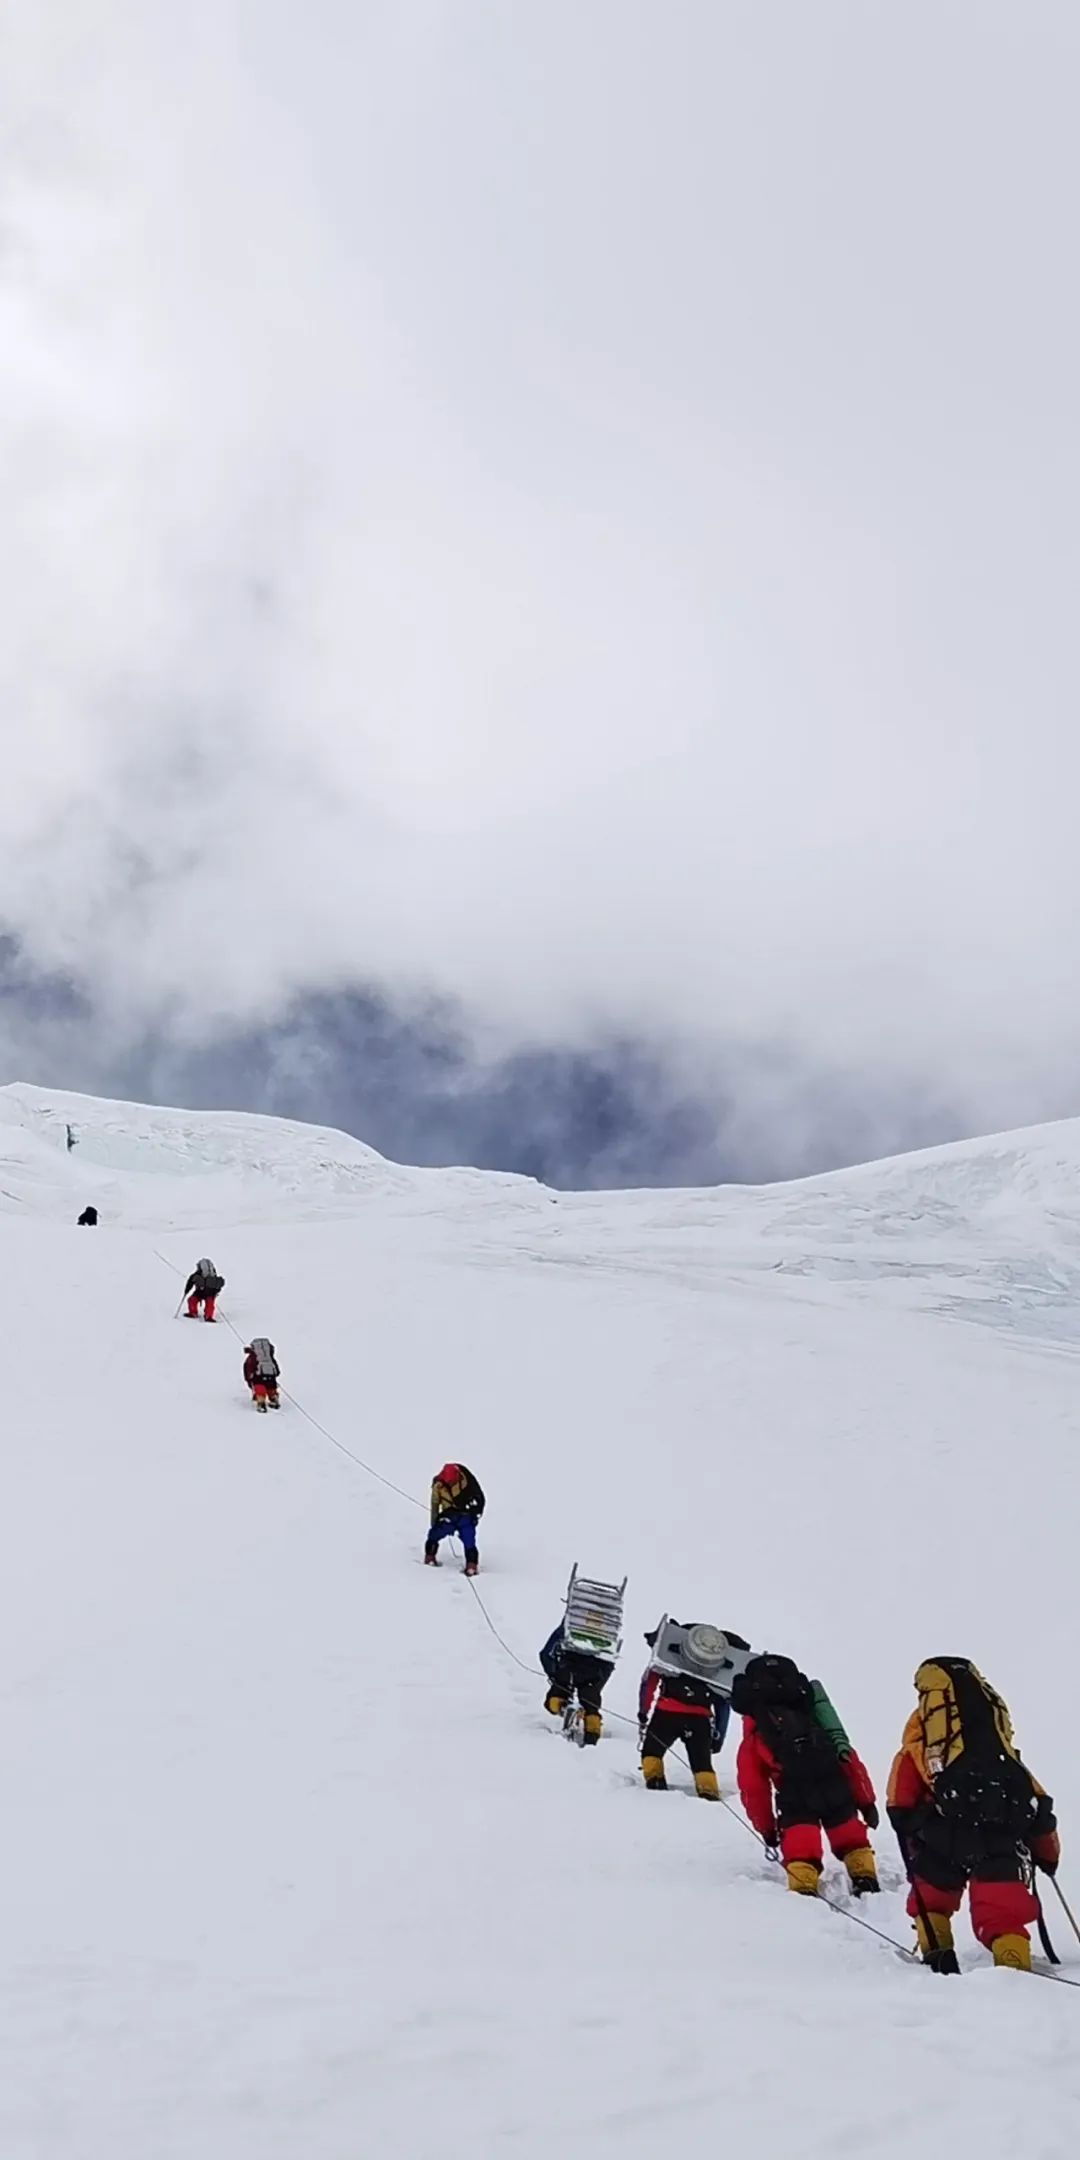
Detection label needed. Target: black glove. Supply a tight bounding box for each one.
[1035,1850,1059,1877]
[862,1802,880,1831]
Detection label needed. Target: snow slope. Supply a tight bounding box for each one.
[2,1080,1079,2159]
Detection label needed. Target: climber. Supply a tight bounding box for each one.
[184,1257,224,1321]
[540,1568,625,1746]
[77,1205,98,1226]
[541,1622,613,1745]
[639,1620,752,1801]
[243,1339,281,1411]
[424,1463,485,1576]
[734,1652,880,1897]
[887,1656,1060,1973]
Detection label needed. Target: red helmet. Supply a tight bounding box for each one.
[438,1462,461,1484]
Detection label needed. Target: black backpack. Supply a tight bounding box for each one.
[731,1653,839,1781]
[933,1757,1039,1841]
[731,1652,812,1717]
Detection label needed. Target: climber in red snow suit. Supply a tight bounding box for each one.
[243,1340,280,1410]
[184,1258,224,1321]
[734,1654,880,1895]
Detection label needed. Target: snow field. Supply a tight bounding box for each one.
[0,1085,1079,2156]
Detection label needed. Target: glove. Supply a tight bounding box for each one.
[1035,1848,1059,1877]
[862,1802,880,1831]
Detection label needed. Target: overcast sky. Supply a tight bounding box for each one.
[3,2,1079,1155]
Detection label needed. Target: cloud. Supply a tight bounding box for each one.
[0,939,969,1187]
[2,1,1080,1148]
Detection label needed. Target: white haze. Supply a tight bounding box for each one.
[2,1,1079,1132]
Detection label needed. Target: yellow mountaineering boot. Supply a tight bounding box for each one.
[693,1768,720,1802]
[992,1933,1032,1972]
[582,1712,603,1746]
[843,1846,880,1897]
[544,1689,567,1718]
[914,1909,959,1974]
[641,1754,668,1791]
[785,1861,821,1896]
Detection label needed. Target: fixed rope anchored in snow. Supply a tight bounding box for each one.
[152,1247,425,1510]
[153,1246,1080,1990]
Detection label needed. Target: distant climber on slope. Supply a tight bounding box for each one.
[540,1566,626,1745]
[243,1338,281,1411]
[77,1205,98,1226]
[887,1657,1060,1974]
[734,1653,879,1897]
[639,1618,752,1800]
[184,1257,224,1322]
[424,1463,485,1576]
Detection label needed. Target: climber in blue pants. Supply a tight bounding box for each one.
[424,1462,485,1576]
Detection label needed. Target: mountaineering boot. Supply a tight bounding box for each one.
[582,1712,603,1747]
[693,1768,720,1802]
[992,1933,1032,1972]
[844,1846,880,1896]
[785,1860,821,1896]
[915,1909,959,1974]
[424,1541,439,1565]
[544,1689,568,1718]
[641,1754,668,1791]
[464,1556,478,1577]
[923,1944,960,1974]
[255,1398,268,1413]
[268,1391,280,1409]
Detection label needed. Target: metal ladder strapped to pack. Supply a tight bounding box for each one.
[563,1564,626,1661]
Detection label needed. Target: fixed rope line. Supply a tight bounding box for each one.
[152,1247,426,1509]
[152,1249,1080,1990]
[461,1559,920,1960]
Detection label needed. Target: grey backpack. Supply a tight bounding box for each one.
[249,1337,278,1379]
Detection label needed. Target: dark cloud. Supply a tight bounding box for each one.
[0,938,973,1187]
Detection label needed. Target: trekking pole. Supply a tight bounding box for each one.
[173,1294,186,1318]
[1034,1888,1060,1965]
[1049,1876,1080,1950]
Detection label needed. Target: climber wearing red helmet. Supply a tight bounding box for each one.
[425,1463,485,1575]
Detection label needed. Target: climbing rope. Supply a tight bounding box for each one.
[152,1248,426,1509]
[152,1246,1080,1990]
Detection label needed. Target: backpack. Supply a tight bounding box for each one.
[249,1338,278,1379]
[198,1258,216,1279]
[915,1658,1038,1838]
[645,1618,751,1697]
[731,1652,813,1717]
[731,1653,840,1781]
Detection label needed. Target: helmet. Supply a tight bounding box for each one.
[438,1463,461,1484]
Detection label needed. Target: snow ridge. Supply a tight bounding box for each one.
[2,1084,1079,2158]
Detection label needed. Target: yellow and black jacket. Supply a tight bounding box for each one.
[430,1464,486,1526]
